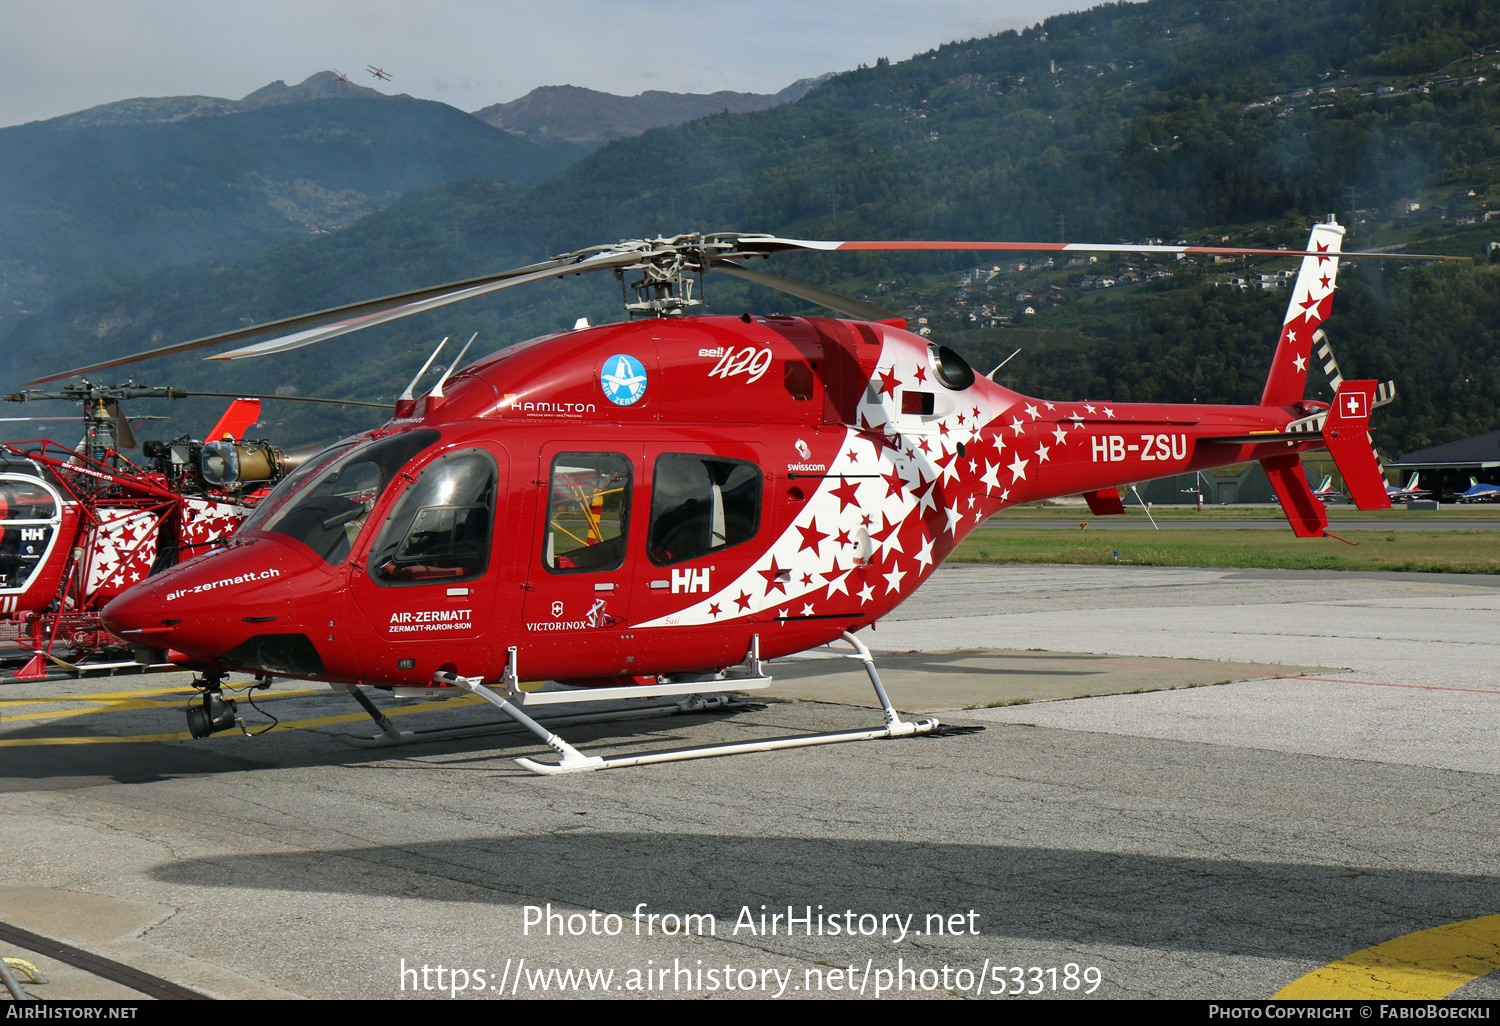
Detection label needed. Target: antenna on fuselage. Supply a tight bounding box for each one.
[988,349,1022,379]
[1129,483,1159,530]
[429,333,477,399]
[400,337,448,402]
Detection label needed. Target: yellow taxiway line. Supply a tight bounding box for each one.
[0,688,486,745]
[0,686,324,723]
[1276,914,1500,998]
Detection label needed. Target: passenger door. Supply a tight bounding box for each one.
[521,444,639,678]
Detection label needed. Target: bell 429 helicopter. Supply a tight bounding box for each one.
[30,217,1455,772]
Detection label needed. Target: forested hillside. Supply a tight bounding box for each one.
[4,0,1498,455]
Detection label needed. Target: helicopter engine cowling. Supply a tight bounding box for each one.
[200,441,284,486]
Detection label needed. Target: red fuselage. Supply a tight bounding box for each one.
[102,315,1320,688]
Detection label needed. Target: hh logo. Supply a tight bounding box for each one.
[671,568,711,594]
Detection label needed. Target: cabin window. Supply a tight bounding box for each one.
[368,451,496,585]
[648,454,761,566]
[0,475,62,593]
[783,361,815,401]
[261,430,439,565]
[544,453,631,573]
[901,391,935,416]
[0,478,56,522]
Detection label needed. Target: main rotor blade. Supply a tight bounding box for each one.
[203,251,632,361]
[23,249,627,385]
[182,392,394,409]
[721,235,1469,262]
[713,261,894,320]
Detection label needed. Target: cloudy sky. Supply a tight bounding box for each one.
[2,0,1096,127]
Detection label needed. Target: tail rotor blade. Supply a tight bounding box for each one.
[105,400,138,449]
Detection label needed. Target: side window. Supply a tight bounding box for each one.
[544,453,631,573]
[0,476,62,592]
[368,451,496,585]
[649,454,761,566]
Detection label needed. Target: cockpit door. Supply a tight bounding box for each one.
[348,444,506,681]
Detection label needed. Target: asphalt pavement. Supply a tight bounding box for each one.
[1,563,1497,1001]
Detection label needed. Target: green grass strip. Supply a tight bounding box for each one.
[951,528,1500,574]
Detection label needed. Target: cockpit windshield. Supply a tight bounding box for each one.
[238,440,356,536]
[252,430,439,565]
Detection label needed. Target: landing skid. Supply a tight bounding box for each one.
[407,632,942,774]
[335,686,746,749]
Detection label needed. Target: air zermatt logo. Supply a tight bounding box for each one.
[600,354,648,406]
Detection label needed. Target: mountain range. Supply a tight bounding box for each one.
[30,71,392,129]
[0,72,820,333]
[471,77,829,144]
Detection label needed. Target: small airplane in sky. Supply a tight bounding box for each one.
[367,66,393,82]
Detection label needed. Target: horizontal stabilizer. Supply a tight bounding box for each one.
[1262,454,1327,537]
[1083,488,1126,515]
[1322,380,1391,510]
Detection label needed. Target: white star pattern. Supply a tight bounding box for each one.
[980,461,1001,494]
[626,326,1031,631]
[915,535,935,569]
[883,565,907,594]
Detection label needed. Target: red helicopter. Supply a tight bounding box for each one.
[37,219,1453,772]
[0,383,387,682]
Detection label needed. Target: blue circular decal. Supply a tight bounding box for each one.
[600,353,648,407]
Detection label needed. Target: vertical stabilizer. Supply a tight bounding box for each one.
[1260,219,1345,407]
[205,398,262,441]
[1322,379,1392,510]
[1263,454,1328,537]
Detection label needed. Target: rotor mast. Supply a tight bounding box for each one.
[617,234,710,317]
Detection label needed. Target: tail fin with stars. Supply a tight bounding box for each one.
[1260,218,1345,407]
